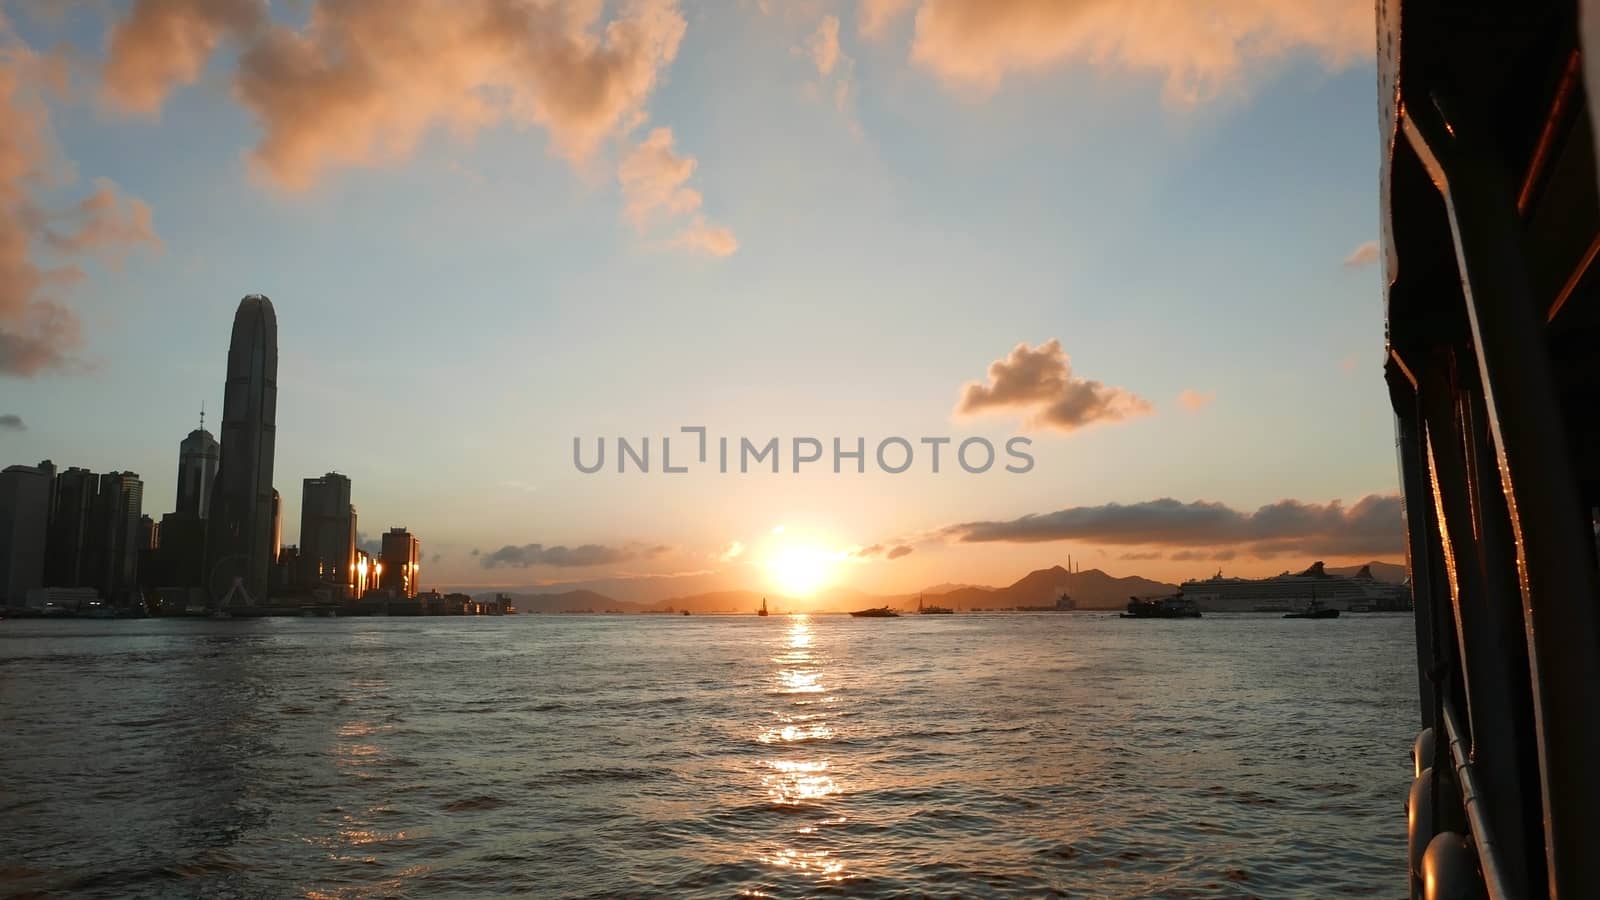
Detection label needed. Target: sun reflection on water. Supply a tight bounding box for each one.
[755,614,849,883]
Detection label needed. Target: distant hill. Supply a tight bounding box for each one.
[472,565,1182,614]
[485,589,642,614]
[651,590,790,614]
[925,566,1178,611]
[917,582,994,594]
[1326,561,1408,584]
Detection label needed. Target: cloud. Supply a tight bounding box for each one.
[38,179,162,263]
[618,127,736,254]
[101,0,266,116]
[619,127,703,226]
[1119,550,1163,560]
[717,540,745,562]
[0,412,23,431]
[1177,388,1215,412]
[809,15,841,75]
[956,339,1152,432]
[798,14,858,132]
[1343,239,1379,267]
[100,1,733,257]
[479,541,670,569]
[99,0,687,188]
[1170,548,1237,562]
[944,494,1404,557]
[859,0,916,39]
[2,26,160,377]
[903,0,1372,101]
[852,543,915,560]
[671,216,739,256]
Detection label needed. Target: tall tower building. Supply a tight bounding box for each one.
[299,473,355,596]
[46,466,97,588]
[206,295,278,604]
[380,527,421,598]
[0,463,53,607]
[175,414,220,518]
[88,472,143,604]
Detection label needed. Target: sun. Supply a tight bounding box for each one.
[767,544,836,598]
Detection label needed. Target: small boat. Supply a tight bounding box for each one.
[849,606,900,618]
[917,595,953,614]
[758,598,769,617]
[1284,599,1340,620]
[681,610,690,616]
[1120,595,1201,619]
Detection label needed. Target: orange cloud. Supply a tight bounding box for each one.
[619,127,703,226]
[1343,239,1378,267]
[1177,388,1215,412]
[2,26,159,376]
[619,128,737,255]
[858,0,915,39]
[957,338,1151,432]
[672,218,738,256]
[97,0,726,257]
[809,14,841,76]
[800,14,858,130]
[902,0,1371,100]
[99,0,688,188]
[101,0,265,115]
[235,0,686,188]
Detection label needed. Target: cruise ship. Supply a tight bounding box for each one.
[1179,562,1411,613]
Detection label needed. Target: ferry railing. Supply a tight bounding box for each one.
[1443,698,1517,900]
[1391,80,1600,895]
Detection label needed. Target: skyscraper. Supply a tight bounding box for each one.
[87,472,143,604]
[175,420,219,518]
[46,466,97,588]
[299,473,355,597]
[380,527,420,598]
[206,295,278,604]
[0,463,53,607]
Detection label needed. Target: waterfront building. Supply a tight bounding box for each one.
[45,466,97,588]
[299,473,355,597]
[0,463,53,606]
[155,512,206,589]
[87,472,143,605]
[380,527,420,598]
[205,295,278,604]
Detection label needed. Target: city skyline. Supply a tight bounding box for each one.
[1,1,1395,594]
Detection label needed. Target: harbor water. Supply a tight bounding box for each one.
[0,612,1416,898]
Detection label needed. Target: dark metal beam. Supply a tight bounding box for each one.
[1403,95,1600,898]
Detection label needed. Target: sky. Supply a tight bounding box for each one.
[0,0,1400,598]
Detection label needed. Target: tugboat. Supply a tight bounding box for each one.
[758,597,769,617]
[849,606,900,618]
[917,595,953,614]
[1119,595,1201,619]
[1284,599,1340,620]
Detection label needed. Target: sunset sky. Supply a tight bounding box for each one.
[0,0,1399,597]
